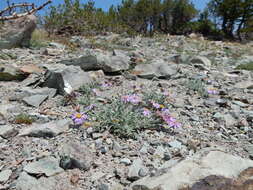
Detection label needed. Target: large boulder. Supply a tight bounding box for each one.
[0,15,37,49]
[60,50,130,73]
[132,150,253,190]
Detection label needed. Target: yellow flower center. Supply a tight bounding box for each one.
[160,105,165,108]
[75,113,82,118]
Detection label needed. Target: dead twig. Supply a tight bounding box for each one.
[0,0,52,21]
[0,3,35,16]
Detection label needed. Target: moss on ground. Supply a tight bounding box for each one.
[236,62,253,71]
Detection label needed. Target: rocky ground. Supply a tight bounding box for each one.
[0,33,253,190]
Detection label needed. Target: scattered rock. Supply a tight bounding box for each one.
[235,81,253,89]
[23,157,63,177]
[168,140,182,149]
[133,59,179,79]
[19,64,44,74]
[0,104,16,119]
[59,141,93,171]
[190,56,211,67]
[120,158,132,166]
[128,158,145,181]
[132,150,253,190]
[16,171,79,190]
[0,125,18,139]
[0,169,12,183]
[23,94,48,107]
[60,51,130,73]
[0,64,27,81]
[18,119,71,138]
[42,64,92,95]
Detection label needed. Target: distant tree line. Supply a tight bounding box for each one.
[43,0,253,40]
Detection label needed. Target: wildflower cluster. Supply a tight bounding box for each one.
[120,93,181,129]
[69,83,181,138]
[121,94,142,105]
[148,100,181,128]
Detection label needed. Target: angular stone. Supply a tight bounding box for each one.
[224,114,237,127]
[19,119,71,138]
[120,158,132,166]
[128,158,144,181]
[0,64,27,81]
[49,42,65,49]
[23,94,48,107]
[235,81,253,89]
[59,141,94,171]
[16,87,57,101]
[169,140,182,149]
[182,168,253,190]
[16,171,79,190]
[19,64,44,74]
[60,50,130,73]
[0,169,12,182]
[0,125,18,139]
[42,48,63,56]
[133,59,179,79]
[132,150,253,190]
[190,56,211,67]
[0,104,16,119]
[42,64,92,95]
[23,157,63,177]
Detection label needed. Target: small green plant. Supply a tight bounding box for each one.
[90,98,154,138]
[77,82,100,106]
[13,113,35,124]
[236,62,253,71]
[78,95,95,107]
[142,90,167,105]
[78,82,100,95]
[185,79,208,97]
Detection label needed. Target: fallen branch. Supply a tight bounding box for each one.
[0,3,35,16]
[0,0,52,21]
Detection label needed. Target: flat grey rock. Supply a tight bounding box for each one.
[132,150,253,190]
[128,158,144,181]
[0,169,12,182]
[133,59,179,79]
[23,94,48,107]
[0,125,18,139]
[19,119,71,138]
[23,157,63,177]
[42,64,92,95]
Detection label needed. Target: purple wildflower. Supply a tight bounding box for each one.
[85,104,96,111]
[71,112,88,125]
[161,108,170,113]
[121,94,142,105]
[142,108,151,117]
[151,101,162,109]
[207,89,218,95]
[160,112,181,128]
[101,82,112,88]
